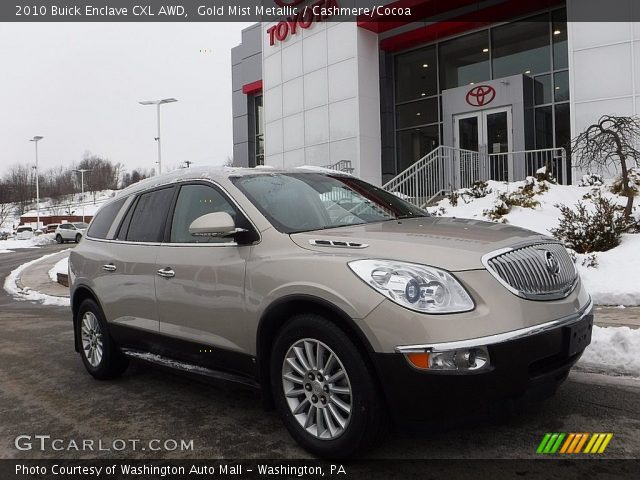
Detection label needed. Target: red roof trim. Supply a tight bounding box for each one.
[357,0,481,34]
[379,0,565,52]
[242,80,263,95]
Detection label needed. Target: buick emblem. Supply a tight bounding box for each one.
[466,85,496,107]
[544,251,560,275]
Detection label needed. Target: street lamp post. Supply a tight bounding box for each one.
[29,136,43,231]
[73,169,91,223]
[138,98,178,175]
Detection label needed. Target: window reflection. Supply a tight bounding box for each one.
[439,31,490,91]
[492,14,551,77]
[552,10,568,70]
[395,47,437,103]
[396,97,439,129]
[397,126,439,172]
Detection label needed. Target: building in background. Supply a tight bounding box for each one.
[232,0,640,188]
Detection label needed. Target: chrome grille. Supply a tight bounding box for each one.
[482,243,578,300]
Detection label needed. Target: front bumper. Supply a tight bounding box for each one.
[373,300,593,424]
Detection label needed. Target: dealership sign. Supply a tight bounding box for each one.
[267,0,338,46]
[465,85,496,107]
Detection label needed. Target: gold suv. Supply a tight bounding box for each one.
[70,167,592,458]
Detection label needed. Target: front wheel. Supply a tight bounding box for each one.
[75,299,128,379]
[75,233,82,243]
[271,314,387,458]
[56,234,63,244]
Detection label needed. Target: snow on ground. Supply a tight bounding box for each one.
[430,179,619,236]
[576,234,640,306]
[577,326,640,377]
[18,189,117,221]
[0,233,56,254]
[3,250,71,307]
[430,179,640,306]
[48,255,69,283]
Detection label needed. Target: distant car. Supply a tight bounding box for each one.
[0,231,9,241]
[15,226,34,240]
[55,223,88,243]
[45,223,60,234]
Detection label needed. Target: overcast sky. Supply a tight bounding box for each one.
[0,22,253,176]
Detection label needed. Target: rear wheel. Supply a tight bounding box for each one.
[75,299,128,379]
[271,314,387,458]
[55,234,63,244]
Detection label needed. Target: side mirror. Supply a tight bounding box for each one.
[189,212,238,237]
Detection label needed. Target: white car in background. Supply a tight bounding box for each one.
[15,226,34,240]
[55,223,88,244]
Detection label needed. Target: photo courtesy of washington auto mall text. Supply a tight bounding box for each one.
[1,0,640,479]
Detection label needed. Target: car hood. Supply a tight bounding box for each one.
[290,217,550,271]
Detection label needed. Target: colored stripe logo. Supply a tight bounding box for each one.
[537,433,613,454]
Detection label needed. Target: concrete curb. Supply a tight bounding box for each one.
[15,250,70,299]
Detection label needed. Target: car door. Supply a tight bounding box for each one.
[97,186,175,343]
[154,182,255,373]
[59,224,71,240]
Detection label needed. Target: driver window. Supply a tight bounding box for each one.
[170,184,239,243]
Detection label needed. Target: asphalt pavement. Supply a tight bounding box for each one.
[0,245,638,467]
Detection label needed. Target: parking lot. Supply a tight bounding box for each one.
[1,245,639,467]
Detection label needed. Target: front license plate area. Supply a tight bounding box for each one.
[565,314,593,357]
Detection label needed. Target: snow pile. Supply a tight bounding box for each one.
[575,235,640,306]
[19,189,117,219]
[577,326,640,377]
[0,233,56,254]
[430,179,615,235]
[48,256,69,283]
[430,179,640,306]
[3,250,71,307]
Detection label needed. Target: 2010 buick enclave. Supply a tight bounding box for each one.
[69,167,592,457]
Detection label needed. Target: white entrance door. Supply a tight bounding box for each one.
[453,107,513,184]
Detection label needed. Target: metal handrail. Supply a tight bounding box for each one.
[381,146,570,209]
[322,160,354,173]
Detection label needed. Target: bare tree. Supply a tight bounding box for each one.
[0,184,14,228]
[572,115,640,220]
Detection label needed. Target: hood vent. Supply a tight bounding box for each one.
[309,239,368,249]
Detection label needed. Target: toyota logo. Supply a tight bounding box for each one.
[544,251,560,275]
[466,85,496,107]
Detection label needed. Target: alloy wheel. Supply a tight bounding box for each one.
[281,338,352,440]
[81,311,103,367]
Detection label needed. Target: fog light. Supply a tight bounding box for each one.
[406,352,430,369]
[403,346,489,372]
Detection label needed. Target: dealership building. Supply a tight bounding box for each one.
[232,0,640,195]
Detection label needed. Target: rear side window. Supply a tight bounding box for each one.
[170,184,239,243]
[125,187,174,242]
[87,198,126,239]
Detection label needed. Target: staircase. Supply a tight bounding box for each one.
[323,160,355,174]
[382,146,568,208]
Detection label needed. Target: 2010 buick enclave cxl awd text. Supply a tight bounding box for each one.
[69,167,593,458]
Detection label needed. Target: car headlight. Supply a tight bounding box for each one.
[348,259,474,314]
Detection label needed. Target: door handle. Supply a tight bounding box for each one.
[156,267,175,279]
[102,263,117,272]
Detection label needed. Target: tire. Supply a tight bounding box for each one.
[75,233,82,243]
[270,314,387,458]
[75,298,128,380]
[56,234,63,244]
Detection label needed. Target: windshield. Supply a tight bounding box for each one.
[232,173,427,234]
[73,223,89,229]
